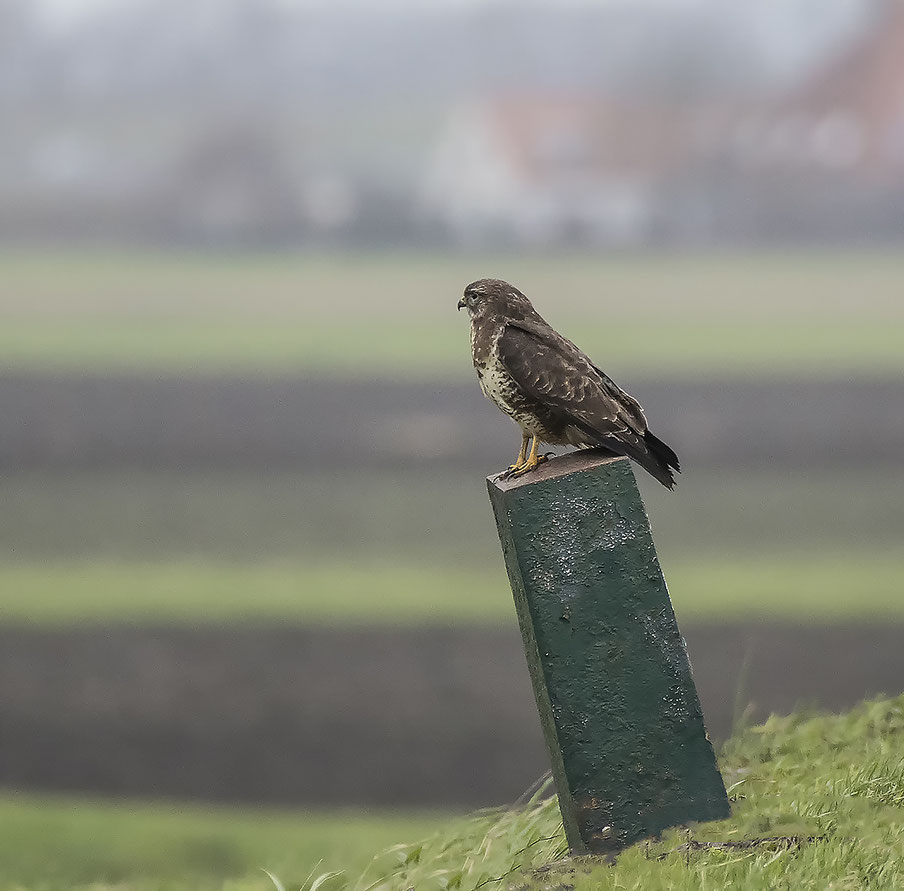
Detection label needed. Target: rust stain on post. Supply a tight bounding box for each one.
[488,450,729,855]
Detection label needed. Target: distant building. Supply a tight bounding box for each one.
[730,1,904,179]
[710,0,904,241]
[421,96,700,246]
[422,1,904,246]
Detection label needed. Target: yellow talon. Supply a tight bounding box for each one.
[505,433,531,474]
[510,436,547,477]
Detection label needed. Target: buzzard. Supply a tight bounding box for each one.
[458,278,680,488]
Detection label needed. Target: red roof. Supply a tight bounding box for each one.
[483,94,710,184]
[778,2,904,171]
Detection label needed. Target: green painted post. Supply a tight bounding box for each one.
[488,450,729,855]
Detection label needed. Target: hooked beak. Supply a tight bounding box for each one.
[457,298,466,311]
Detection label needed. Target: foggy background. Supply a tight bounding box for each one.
[1,0,900,247]
[0,0,902,887]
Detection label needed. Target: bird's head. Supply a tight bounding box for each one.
[458,279,537,320]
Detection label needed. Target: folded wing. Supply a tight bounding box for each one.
[498,320,680,488]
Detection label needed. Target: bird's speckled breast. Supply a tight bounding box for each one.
[470,317,546,433]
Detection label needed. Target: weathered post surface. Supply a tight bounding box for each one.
[488,450,729,856]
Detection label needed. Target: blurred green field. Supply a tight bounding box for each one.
[1,467,900,624]
[1,250,902,890]
[1,317,900,375]
[0,794,446,891]
[0,249,902,374]
[0,249,901,626]
[2,468,901,562]
[0,554,901,625]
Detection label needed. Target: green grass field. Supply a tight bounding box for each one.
[6,696,903,890]
[0,249,902,375]
[0,795,447,891]
[1,317,900,376]
[1,553,902,625]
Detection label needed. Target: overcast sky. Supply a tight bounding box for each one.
[34,0,750,26]
[33,0,870,74]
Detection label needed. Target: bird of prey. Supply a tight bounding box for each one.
[458,278,680,488]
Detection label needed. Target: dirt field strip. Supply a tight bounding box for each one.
[0,623,901,807]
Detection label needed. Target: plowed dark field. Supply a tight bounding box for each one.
[1,623,901,807]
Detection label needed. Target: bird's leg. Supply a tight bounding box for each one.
[504,433,531,475]
[511,435,548,477]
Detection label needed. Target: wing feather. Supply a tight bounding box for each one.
[498,320,649,446]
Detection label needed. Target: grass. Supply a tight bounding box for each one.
[0,795,447,891]
[7,697,904,890]
[0,553,901,625]
[284,696,904,890]
[0,249,902,375]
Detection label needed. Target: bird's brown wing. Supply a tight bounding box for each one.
[498,319,649,445]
